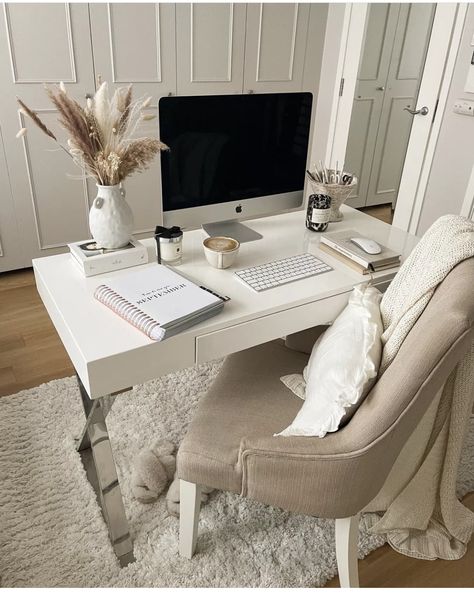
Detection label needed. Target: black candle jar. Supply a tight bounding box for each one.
[306,194,331,232]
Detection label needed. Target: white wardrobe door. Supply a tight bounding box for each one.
[244,3,310,94]
[89,2,177,235]
[176,3,246,95]
[90,2,176,99]
[0,123,25,272]
[0,3,96,264]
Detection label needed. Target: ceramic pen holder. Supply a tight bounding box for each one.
[309,174,357,222]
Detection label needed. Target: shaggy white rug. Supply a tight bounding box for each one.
[1,362,473,588]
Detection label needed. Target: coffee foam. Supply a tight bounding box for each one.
[204,237,238,252]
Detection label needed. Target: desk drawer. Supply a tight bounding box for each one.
[195,292,350,364]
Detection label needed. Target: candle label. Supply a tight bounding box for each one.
[311,207,330,224]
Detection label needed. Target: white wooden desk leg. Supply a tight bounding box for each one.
[179,480,202,558]
[335,514,360,588]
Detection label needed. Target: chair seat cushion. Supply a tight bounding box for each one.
[177,340,308,493]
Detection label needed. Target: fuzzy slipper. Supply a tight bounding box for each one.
[166,473,214,517]
[131,440,176,503]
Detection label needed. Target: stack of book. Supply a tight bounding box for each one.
[68,238,147,277]
[94,264,228,341]
[319,229,401,274]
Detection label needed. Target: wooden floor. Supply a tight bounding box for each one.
[0,268,74,396]
[1,203,473,587]
[359,203,393,225]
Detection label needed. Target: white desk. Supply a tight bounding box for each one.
[33,206,418,565]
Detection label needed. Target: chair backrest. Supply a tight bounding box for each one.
[312,257,474,508]
[347,257,474,444]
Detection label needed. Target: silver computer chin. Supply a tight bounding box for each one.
[163,190,304,242]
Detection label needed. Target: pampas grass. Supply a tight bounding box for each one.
[17,98,57,141]
[17,81,167,186]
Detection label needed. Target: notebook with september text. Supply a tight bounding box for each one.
[94,264,226,341]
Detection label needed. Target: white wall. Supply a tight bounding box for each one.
[417,4,474,234]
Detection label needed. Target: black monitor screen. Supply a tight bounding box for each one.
[159,92,313,212]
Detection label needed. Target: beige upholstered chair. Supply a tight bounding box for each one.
[177,258,474,587]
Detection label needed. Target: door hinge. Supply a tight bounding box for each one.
[339,77,345,97]
[432,98,439,123]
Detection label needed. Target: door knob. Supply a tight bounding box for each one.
[404,106,429,116]
[376,86,385,91]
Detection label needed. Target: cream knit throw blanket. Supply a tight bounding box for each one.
[367,214,474,560]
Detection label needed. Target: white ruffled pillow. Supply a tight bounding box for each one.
[277,283,383,437]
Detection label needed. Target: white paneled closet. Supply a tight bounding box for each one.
[0,3,327,272]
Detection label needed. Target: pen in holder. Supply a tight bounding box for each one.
[154,226,183,265]
[306,164,357,222]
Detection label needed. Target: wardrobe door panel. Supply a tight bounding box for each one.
[90,3,177,234]
[0,124,25,272]
[244,3,310,93]
[0,3,95,265]
[5,3,77,83]
[176,3,246,95]
[89,3,176,99]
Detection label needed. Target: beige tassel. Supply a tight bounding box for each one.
[141,113,156,121]
[59,81,67,94]
[16,127,27,138]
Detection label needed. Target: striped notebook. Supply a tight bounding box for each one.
[94,264,226,341]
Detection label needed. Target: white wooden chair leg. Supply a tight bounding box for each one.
[335,514,360,588]
[179,480,202,558]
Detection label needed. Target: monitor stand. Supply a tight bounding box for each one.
[202,220,263,243]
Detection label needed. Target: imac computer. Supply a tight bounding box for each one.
[159,92,313,242]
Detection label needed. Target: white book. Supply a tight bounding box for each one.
[94,264,226,341]
[320,229,400,269]
[68,238,147,277]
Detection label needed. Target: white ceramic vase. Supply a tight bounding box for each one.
[89,184,133,249]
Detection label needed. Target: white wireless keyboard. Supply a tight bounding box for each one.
[234,253,332,292]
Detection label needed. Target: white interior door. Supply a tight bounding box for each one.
[366,3,435,207]
[243,3,310,94]
[176,3,246,96]
[322,3,463,232]
[393,3,464,231]
[345,4,401,208]
[345,3,435,209]
[0,3,96,266]
[89,2,177,235]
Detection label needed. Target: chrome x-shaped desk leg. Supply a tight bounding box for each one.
[76,373,135,567]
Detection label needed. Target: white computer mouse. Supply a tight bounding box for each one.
[350,237,382,255]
